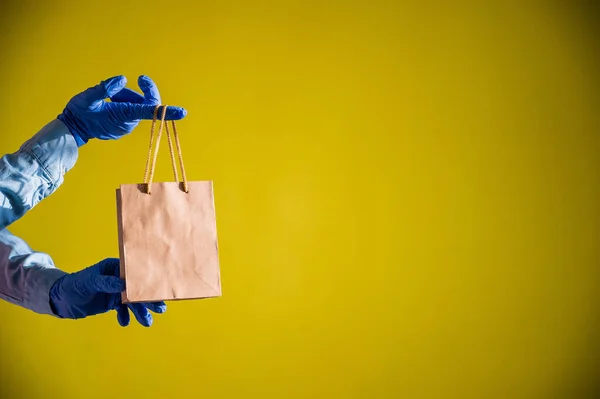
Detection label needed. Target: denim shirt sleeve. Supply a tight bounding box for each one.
[0,119,78,315]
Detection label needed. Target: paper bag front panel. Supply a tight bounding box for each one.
[117,181,221,303]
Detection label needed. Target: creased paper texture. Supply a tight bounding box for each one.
[116,181,221,303]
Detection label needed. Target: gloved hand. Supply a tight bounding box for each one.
[49,258,166,327]
[57,75,187,147]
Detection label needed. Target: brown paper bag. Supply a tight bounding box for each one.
[116,105,221,303]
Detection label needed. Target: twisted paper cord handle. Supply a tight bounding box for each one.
[143,105,189,194]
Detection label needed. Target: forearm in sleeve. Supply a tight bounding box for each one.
[0,229,67,315]
[0,119,78,229]
[0,119,78,315]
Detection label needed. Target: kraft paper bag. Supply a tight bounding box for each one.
[116,105,221,303]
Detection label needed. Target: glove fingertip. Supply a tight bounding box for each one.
[118,317,129,327]
[138,75,153,85]
[117,305,130,327]
[128,303,154,327]
[167,107,187,120]
[104,75,126,87]
[105,76,128,98]
[101,75,125,84]
[140,314,153,327]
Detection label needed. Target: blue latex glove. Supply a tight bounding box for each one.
[57,75,187,147]
[49,258,166,327]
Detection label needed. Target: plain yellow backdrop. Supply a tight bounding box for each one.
[0,1,598,398]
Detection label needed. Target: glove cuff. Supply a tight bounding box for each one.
[57,113,88,147]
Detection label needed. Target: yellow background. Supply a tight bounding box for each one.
[0,1,598,398]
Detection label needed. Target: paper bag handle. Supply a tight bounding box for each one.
[142,105,189,194]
